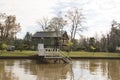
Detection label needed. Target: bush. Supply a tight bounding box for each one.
[1,43,7,50]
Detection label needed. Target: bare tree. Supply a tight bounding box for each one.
[66,8,84,42]
[37,16,66,32]
[48,17,66,32]
[37,17,49,31]
[0,13,21,42]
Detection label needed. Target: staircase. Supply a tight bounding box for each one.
[44,48,71,63]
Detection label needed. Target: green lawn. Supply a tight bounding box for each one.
[0,50,37,56]
[67,51,120,58]
[0,50,120,58]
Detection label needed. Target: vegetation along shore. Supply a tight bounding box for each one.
[0,50,120,59]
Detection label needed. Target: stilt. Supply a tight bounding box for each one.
[59,59,60,63]
[54,59,58,63]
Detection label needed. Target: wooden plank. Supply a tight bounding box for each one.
[44,57,63,59]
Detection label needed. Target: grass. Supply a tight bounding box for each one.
[67,51,120,58]
[0,50,120,58]
[0,50,37,56]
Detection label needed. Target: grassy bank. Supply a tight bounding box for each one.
[0,50,120,58]
[67,51,120,58]
[0,50,37,56]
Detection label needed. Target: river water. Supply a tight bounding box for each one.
[0,59,119,80]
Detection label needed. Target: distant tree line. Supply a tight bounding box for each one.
[75,20,120,52]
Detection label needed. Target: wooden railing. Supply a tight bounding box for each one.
[44,48,72,63]
[45,48,60,57]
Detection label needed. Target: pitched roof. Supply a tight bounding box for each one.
[32,31,66,38]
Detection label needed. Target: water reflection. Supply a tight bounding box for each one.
[0,59,120,80]
[72,59,120,80]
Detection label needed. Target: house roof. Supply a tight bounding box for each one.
[32,31,68,38]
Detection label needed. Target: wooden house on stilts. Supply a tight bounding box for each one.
[32,31,71,63]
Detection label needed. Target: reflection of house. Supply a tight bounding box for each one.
[27,63,73,80]
[32,31,69,48]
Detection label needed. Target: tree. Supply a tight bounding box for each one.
[78,36,89,51]
[1,43,7,50]
[88,37,96,51]
[66,8,84,42]
[48,17,66,32]
[66,41,73,51]
[107,20,120,52]
[99,34,108,52]
[0,13,21,43]
[37,17,49,31]
[24,32,32,41]
[15,39,24,51]
[37,14,66,32]
[24,32,33,50]
[98,20,120,52]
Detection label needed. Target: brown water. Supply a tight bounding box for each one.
[0,59,120,80]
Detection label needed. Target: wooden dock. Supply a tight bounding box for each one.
[37,45,71,63]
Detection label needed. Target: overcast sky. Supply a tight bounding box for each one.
[0,0,120,39]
